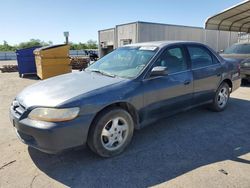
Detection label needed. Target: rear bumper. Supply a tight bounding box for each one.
[241,68,250,80]
[10,109,92,154]
[232,77,241,92]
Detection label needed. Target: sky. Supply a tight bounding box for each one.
[0,0,243,45]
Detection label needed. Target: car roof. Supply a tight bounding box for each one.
[124,40,204,48]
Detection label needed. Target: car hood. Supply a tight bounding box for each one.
[16,71,126,108]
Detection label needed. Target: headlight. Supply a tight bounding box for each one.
[28,107,80,122]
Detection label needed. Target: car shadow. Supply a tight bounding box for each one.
[241,79,250,87]
[21,74,40,80]
[28,98,250,187]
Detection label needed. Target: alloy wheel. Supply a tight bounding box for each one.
[101,117,129,151]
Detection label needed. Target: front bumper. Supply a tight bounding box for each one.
[9,108,93,154]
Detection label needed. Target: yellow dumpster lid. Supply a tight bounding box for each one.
[35,44,69,51]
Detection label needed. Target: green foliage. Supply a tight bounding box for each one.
[0,39,98,51]
[69,40,98,50]
[0,41,17,51]
[70,42,88,50]
[0,39,52,51]
[86,40,98,49]
[18,39,52,49]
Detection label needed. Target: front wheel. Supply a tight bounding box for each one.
[87,108,134,157]
[210,82,230,112]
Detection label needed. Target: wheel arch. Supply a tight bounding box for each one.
[221,78,233,92]
[90,102,140,131]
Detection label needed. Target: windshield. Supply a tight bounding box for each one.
[224,43,250,54]
[86,46,157,78]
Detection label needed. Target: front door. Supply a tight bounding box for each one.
[141,45,193,124]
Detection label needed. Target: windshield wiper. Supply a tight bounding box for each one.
[89,69,116,78]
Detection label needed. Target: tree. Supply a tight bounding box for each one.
[0,39,98,51]
[0,40,16,51]
[69,41,97,50]
[18,39,52,49]
[86,40,98,49]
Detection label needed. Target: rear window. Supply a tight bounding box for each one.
[224,44,250,54]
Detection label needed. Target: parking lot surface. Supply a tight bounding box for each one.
[0,72,250,188]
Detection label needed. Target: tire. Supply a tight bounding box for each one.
[210,82,230,112]
[87,108,134,157]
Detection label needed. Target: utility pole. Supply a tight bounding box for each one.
[64,31,69,44]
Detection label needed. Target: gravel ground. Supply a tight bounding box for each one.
[0,72,249,188]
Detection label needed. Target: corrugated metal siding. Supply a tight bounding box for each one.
[205,30,238,50]
[116,23,137,47]
[138,22,238,51]
[98,22,239,56]
[99,28,115,46]
[138,23,204,43]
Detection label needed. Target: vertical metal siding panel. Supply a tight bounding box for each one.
[117,23,137,47]
[101,22,239,52]
[98,29,115,57]
[99,29,115,45]
[139,24,168,42]
[230,32,238,46]
[205,30,218,50]
[204,30,238,51]
[139,23,205,43]
[218,31,229,51]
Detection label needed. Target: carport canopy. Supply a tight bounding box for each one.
[205,0,250,33]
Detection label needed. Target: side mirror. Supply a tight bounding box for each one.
[150,66,168,77]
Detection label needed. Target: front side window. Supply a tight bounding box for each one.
[187,46,213,69]
[153,46,188,74]
[86,46,157,78]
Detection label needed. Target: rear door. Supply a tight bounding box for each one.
[186,45,222,103]
[141,45,193,123]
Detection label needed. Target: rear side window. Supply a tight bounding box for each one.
[187,46,214,69]
[153,46,188,74]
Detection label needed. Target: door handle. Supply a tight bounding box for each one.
[184,80,191,85]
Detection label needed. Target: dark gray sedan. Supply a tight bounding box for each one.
[221,42,250,82]
[10,41,241,157]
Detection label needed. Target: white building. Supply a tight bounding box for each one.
[98,21,238,57]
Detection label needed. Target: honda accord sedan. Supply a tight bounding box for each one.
[10,41,241,157]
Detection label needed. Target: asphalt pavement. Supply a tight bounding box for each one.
[0,72,249,188]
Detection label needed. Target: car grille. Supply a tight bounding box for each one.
[11,100,26,118]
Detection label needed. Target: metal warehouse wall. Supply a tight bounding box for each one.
[99,28,115,46]
[138,22,204,43]
[98,28,115,57]
[205,30,238,51]
[137,22,238,51]
[98,22,239,57]
[116,23,137,47]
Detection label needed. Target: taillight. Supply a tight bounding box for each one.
[237,63,241,74]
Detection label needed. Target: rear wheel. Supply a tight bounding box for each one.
[210,82,230,112]
[87,108,134,157]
